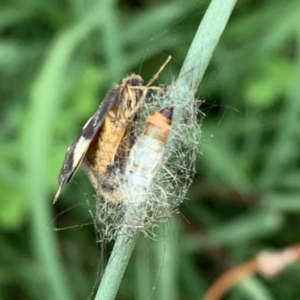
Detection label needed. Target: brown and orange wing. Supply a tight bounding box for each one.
[53,83,123,203]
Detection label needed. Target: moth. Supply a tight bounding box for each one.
[53,56,171,203]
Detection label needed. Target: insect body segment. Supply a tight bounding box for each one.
[124,106,174,204]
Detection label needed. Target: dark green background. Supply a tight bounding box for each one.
[1,0,300,299]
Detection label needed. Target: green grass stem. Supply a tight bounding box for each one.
[94,0,238,299]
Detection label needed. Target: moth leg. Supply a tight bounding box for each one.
[125,86,146,117]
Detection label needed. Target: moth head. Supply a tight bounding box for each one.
[129,74,144,87]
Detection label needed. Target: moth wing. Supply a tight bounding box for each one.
[53,85,123,203]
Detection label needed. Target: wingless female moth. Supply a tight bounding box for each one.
[97,105,175,237]
[53,56,171,204]
[124,105,174,205]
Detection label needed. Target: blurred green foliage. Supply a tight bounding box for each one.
[1,0,300,299]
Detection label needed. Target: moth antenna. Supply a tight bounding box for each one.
[146,55,172,87]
